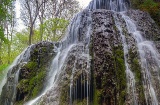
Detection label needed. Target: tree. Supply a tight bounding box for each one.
[38,0,47,41]
[20,0,81,44]
[20,0,48,45]
[42,18,69,41]
[45,0,81,20]
[4,1,16,64]
[0,0,15,64]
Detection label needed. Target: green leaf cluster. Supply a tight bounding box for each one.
[0,0,14,42]
[42,18,69,41]
[131,0,160,26]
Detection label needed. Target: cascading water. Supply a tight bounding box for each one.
[113,13,138,104]
[1,0,160,105]
[113,9,160,104]
[122,14,159,105]
[88,0,130,11]
[25,8,92,105]
[0,45,33,105]
[25,0,131,104]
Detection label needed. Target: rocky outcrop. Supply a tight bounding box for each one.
[126,10,160,104]
[91,10,126,105]
[125,10,160,41]
[0,41,55,105]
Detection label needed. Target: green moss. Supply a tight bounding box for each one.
[113,47,127,105]
[23,58,46,99]
[93,89,102,105]
[73,99,87,105]
[16,67,46,103]
[59,85,70,105]
[25,62,37,70]
[17,79,29,92]
[130,0,160,27]
[15,100,24,105]
[129,49,146,104]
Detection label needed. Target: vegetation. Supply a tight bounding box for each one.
[114,48,127,105]
[0,0,160,104]
[0,0,81,73]
[129,49,146,104]
[131,0,160,26]
[16,42,54,104]
[0,0,15,65]
[0,1,81,104]
[0,64,8,80]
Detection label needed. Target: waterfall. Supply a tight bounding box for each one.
[0,45,33,104]
[25,8,92,105]
[25,0,131,104]
[122,14,159,105]
[0,45,32,94]
[113,10,160,104]
[1,0,160,105]
[88,0,130,11]
[113,13,138,104]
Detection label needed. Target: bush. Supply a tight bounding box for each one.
[131,0,160,27]
[140,0,160,26]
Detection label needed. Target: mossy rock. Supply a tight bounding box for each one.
[14,42,55,104]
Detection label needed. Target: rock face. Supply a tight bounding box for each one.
[125,10,160,41]
[1,6,160,105]
[0,42,54,105]
[91,10,126,105]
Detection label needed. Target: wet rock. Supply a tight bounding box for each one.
[0,41,55,105]
[91,10,127,105]
[125,10,160,41]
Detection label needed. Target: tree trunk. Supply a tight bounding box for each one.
[7,43,11,64]
[6,25,11,64]
[40,19,43,41]
[29,26,34,45]
[39,0,45,41]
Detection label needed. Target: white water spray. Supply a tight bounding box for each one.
[122,13,159,105]
[113,13,138,104]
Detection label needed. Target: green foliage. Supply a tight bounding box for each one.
[131,0,160,26]
[93,89,102,105]
[0,0,15,66]
[129,49,146,104]
[0,64,8,80]
[0,29,28,65]
[42,18,69,41]
[141,0,160,26]
[25,62,38,70]
[114,47,127,105]
[73,99,87,105]
[0,0,14,42]
[32,29,41,44]
[0,27,8,44]
[140,0,159,13]
[0,0,13,21]
[0,64,8,72]
[17,61,46,101]
[15,44,54,104]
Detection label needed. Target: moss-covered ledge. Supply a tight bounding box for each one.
[0,41,55,105]
[15,41,55,105]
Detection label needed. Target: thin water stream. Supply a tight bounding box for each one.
[122,14,159,105]
[113,13,138,104]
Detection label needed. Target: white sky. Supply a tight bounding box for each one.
[77,0,91,8]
